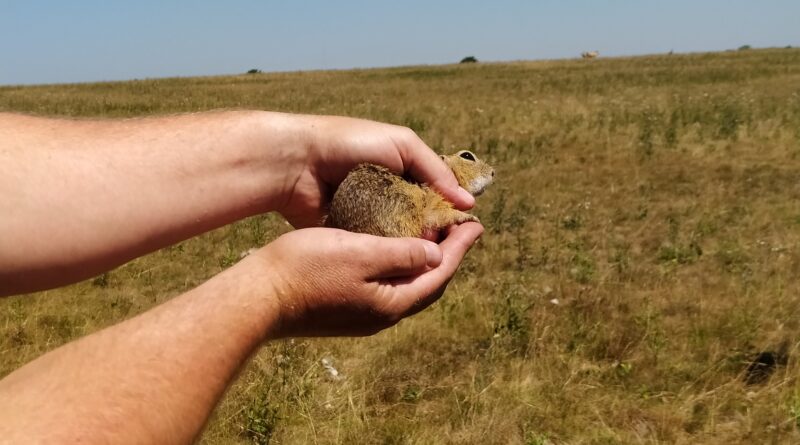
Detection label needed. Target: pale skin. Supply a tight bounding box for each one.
[0,111,483,443]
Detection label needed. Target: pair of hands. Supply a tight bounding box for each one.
[244,116,484,337]
[0,113,482,445]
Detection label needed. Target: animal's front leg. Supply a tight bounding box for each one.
[426,208,479,230]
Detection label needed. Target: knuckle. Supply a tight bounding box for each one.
[386,256,408,272]
[406,245,421,269]
[399,243,425,270]
[397,126,418,142]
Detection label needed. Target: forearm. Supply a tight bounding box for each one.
[0,111,307,295]
[0,257,278,444]
[0,222,483,443]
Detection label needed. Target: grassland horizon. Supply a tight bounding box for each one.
[2,47,800,444]
[3,45,796,89]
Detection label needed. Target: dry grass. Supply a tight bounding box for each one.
[3,48,800,444]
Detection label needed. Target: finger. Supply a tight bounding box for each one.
[395,131,476,210]
[362,236,443,279]
[388,222,484,316]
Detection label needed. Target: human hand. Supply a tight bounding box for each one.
[279,115,476,228]
[243,222,483,337]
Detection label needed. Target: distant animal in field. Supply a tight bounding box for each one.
[581,51,599,59]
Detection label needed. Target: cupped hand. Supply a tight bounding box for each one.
[279,115,475,228]
[244,222,483,337]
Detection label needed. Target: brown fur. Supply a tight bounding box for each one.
[325,151,494,237]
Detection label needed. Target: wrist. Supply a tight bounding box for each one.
[203,255,284,344]
[241,111,313,214]
[258,113,339,227]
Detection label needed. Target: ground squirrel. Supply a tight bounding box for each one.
[325,150,494,237]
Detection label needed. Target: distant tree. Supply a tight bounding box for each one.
[246,68,262,74]
[786,45,793,49]
[738,45,752,51]
[460,56,478,64]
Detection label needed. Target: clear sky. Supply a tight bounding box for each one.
[2,0,799,86]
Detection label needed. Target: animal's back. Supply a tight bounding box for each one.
[326,150,493,238]
[325,164,425,237]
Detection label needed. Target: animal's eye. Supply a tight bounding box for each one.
[459,151,476,161]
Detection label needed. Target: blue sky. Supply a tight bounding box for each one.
[1,1,798,86]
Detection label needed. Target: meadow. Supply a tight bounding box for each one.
[2,47,800,444]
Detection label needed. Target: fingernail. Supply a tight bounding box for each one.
[457,188,475,207]
[423,241,443,267]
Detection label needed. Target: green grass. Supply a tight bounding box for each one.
[3,48,800,443]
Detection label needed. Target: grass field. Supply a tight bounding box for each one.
[2,48,800,444]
